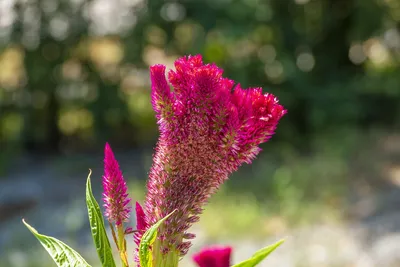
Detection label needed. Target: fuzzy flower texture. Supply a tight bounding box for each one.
[137,55,286,257]
[103,143,131,226]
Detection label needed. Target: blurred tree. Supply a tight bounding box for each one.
[0,0,399,158]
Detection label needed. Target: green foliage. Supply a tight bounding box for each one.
[139,210,176,267]
[1,0,399,157]
[22,220,91,267]
[85,171,116,267]
[232,240,284,267]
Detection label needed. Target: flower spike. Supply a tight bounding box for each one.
[102,143,131,226]
[137,55,286,259]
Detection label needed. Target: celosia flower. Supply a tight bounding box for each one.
[102,143,131,225]
[192,246,232,267]
[138,55,286,257]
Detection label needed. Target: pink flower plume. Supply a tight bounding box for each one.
[102,143,131,226]
[138,55,286,256]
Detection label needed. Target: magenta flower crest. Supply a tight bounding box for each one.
[137,55,286,256]
[102,143,131,225]
[192,246,232,267]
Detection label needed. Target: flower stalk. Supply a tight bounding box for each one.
[152,235,180,267]
[117,224,129,267]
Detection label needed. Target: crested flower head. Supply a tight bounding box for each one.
[139,55,286,256]
[102,143,131,225]
[192,246,232,267]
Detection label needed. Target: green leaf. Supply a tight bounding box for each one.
[139,210,176,267]
[232,239,284,267]
[22,219,91,267]
[86,170,117,267]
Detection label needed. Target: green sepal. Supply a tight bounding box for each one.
[139,210,176,267]
[23,219,92,267]
[86,170,116,267]
[232,239,284,267]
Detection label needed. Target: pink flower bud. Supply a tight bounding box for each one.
[193,246,232,267]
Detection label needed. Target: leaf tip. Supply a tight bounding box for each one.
[86,169,92,187]
[22,219,38,234]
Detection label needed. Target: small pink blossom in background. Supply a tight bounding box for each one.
[137,55,286,256]
[192,246,232,267]
[102,143,131,226]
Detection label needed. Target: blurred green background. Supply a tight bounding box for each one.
[0,0,400,266]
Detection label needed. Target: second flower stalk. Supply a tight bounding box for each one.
[102,143,132,267]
